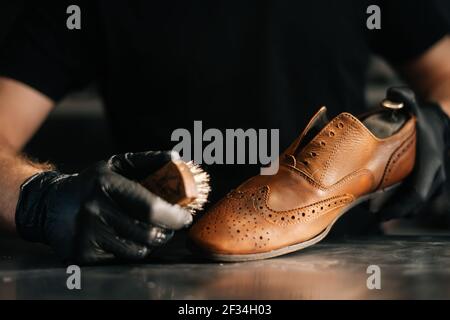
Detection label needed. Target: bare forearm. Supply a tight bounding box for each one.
[428,78,450,116]
[0,78,55,233]
[0,138,54,233]
[401,36,450,116]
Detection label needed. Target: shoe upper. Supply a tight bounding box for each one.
[189,107,416,255]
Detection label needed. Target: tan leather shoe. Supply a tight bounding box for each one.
[189,105,416,261]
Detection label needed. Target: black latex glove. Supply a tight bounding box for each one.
[378,87,450,221]
[15,150,193,264]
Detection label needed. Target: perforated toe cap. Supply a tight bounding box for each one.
[189,187,279,254]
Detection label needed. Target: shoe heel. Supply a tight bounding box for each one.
[368,183,402,213]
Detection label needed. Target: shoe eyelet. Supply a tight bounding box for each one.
[310,151,317,157]
[320,141,326,146]
[338,122,344,129]
[302,160,309,165]
[329,131,335,137]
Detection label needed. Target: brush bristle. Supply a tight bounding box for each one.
[185,161,211,214]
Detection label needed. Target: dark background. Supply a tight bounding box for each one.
[0,1,449,234]
[0,1,450,302]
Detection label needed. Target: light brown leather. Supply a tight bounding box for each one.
[189,108,416,256]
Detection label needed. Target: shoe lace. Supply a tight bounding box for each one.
[285,121,344,168]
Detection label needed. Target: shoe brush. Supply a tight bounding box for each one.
[141,160,211,214]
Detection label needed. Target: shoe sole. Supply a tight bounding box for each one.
[188,183,401,262]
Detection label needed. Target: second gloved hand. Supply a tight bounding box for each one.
[378,87,450,220]
[15,151,193,264]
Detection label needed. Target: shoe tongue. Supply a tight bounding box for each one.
[285,107,329,156]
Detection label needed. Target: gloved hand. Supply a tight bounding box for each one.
[378,87,450,220]
[15,150,193,265]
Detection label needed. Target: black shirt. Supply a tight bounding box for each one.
[0,0,448,205]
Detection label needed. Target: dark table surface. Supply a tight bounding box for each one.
[1,233,450,300]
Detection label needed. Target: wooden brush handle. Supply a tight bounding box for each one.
[141,160,198,206]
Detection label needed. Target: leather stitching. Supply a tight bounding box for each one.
[378,130,416,189]
[260,185,354,225]
[283,164,374,192]
[327,168,375,191]
[262,185,352,213]
[319,114,357,183]
[293,115,349,172]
